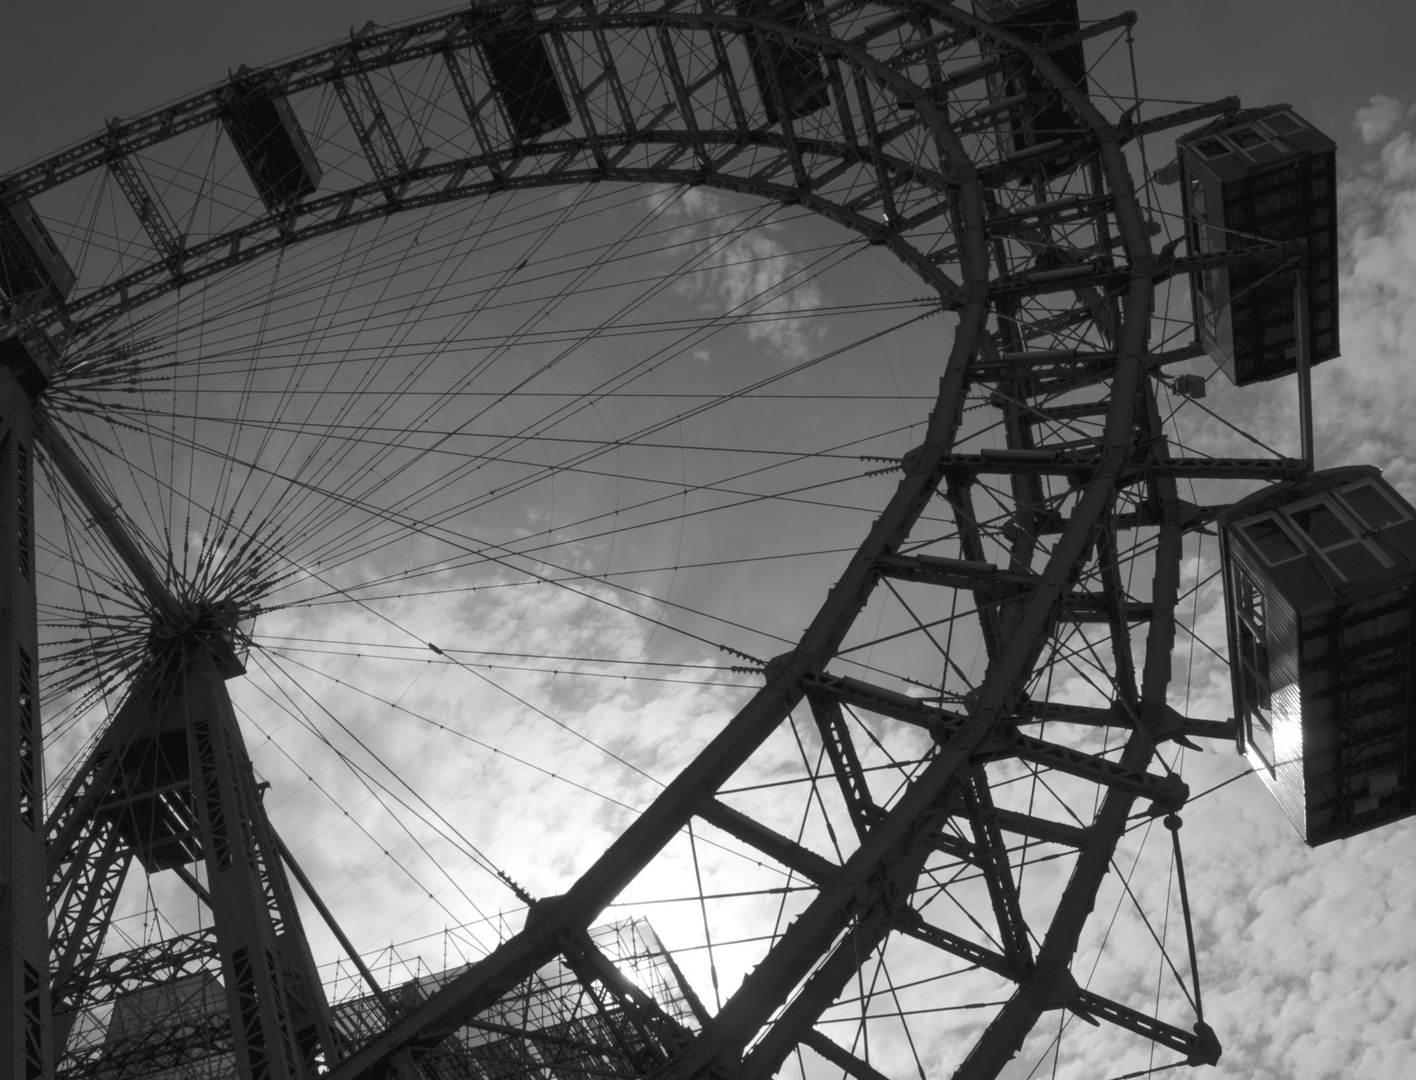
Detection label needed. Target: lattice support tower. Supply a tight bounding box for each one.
[46,643,340,1079]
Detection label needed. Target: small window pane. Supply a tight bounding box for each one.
[1344,485,1404,530]
[1288,503,1353,548]
[1194,137,1228,160]
[1247,715,1277,777]
[1189,177,1206,218]
[1326,544,1386,582]
[1226,125,1267,150]
[1263,111,1305,136]
[1234,566,1265,624]
[1243,518,1302,564]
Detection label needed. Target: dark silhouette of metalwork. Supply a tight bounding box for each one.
[3,2,1388,1078]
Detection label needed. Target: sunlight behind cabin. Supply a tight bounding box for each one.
[1222,467,1416,845]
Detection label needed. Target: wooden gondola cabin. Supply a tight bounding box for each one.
[222,79,322,212]
[1178,105,1338,385]
[1221,467,1416,845]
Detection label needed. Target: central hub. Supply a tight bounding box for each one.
[147,598,253,680]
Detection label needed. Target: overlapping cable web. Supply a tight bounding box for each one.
[8,4,1300,1078]
[35,174,953,971]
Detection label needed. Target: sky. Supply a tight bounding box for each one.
[5,4,1416,1080]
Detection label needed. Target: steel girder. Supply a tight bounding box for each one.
[0,367,51,1079]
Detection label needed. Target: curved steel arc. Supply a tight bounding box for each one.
[11,3,1226,1078]
[54,162,953,347]
[320,13,994,1073]
[325,9,1175,1080]
[645,59,1165,1063]
[2,3,960,203]
[10,6,981,347]
[937,8,1195,1075]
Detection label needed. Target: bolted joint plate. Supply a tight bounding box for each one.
[1189,1020,1222,1066]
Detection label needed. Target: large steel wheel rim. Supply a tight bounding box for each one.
[3,4,1230,1078]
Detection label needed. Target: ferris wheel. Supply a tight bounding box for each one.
[0,2,1379,1079]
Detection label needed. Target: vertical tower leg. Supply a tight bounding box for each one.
[44,643,339,1076]
[179,651,338,1079]
[0,368,52,1079]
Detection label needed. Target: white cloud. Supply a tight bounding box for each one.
[1353,94,1408,146]
[1140,97,1416,1080]
[655,186,826,363]
[1316,100,1416,493]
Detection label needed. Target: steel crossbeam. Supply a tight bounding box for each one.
[105,155,183,268]
[796,1029,893,1080]
[937,451,1308,481]
[962,767,1034,971]
[876,552,1156,622]
[333,73,411,193]
[1094,523,1142,709]
[654,27,711,170]
[1073,986,1220,1065]
[440,48,506,183]
[692,795,837,883]
[990,807,1088,849]
[896,910,1018,981]
[805,689,884,838]
[546,29,608,170]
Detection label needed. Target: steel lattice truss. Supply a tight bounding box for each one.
[0,2,1309,1079]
